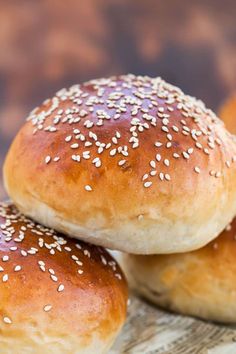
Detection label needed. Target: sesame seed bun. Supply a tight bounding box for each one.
[4,74,236,254]
[122,218,236,323]
[0,202,127,353]
[219,93,236,135]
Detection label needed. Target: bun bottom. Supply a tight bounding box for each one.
[10,194,235,255]
[122,220,236,323]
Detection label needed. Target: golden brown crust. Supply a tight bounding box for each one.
[4,75,236,254]
[219,93,236,135]
[0,202,128,353]
[123,218,236,323]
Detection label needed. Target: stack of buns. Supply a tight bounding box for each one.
[2,74,236,352]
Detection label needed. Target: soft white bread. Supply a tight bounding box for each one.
[4,74,236,254]
[0,202,128,354]
[123,218,236,323]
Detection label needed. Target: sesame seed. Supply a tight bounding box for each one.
[2,274,8,282]
[85,185,92,192]
[162,126,169,133]
[45,156,51,164]
[164,159,170,167]
[156,154,161,162]
[194,166,201,174]
[14,265,21,272]
[142,174,149,181]
[144,181,152,188]
[72,155,80,162]
[101,256,107,265]
[72,255,79,261]
[65,135,72,142]
[150,160,156,169]
[162,118,169,125]
[172,125,179,132]
[165,174,171,181]
[110,148,117,156]
[188,148,194,154]
[85,141,92,147]
[44,305,52,312]
[182,152,190,159]
[71,143,79,149]
[196,142,202,149]
[116,131,121,138]
[115,273,122,280]
[64,247,72,252]
[3,317,12,324]
[118,160,126,166]
[95,160,101,168]
[38,260,45,266]
[58,284,65,292]
[51,275,58,282]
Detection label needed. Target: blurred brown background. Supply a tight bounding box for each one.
[0,0,235,199]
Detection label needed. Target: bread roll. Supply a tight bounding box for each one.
[0,202,127,353]
[123,218,236,323]
[4,75,236,254]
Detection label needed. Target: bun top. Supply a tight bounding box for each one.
[0,202,127,353]
[4,74,236,254]
[27,74,236,183]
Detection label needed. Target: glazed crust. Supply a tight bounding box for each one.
[0,202,128,354]
[4,75,236,254]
